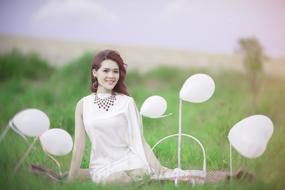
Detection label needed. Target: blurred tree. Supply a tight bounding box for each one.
[0,50,54,81]
[238,37,266,109]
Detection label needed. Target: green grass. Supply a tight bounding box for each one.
[0,52,285,189]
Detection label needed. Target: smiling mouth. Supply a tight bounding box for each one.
[105,79,116,85]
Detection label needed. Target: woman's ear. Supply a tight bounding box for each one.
[92,69,97,78]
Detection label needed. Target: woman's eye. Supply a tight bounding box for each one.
[114,70,119,73]
[103,70,108,73]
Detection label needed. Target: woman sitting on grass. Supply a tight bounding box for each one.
[67,49,169,184]
[66,49,253,184]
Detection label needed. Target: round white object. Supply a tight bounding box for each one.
[140,96,167,118]
[11,108,50,137]
[228,115,274,159]
[40,128,73,156]
[179,74,215,103]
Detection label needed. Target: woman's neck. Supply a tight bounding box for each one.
[97,86,112,94]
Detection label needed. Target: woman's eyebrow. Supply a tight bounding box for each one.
[101,67,118,70]
[105,68,119,71]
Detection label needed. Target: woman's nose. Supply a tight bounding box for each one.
[107,72,115,78]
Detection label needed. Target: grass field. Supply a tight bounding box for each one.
[0,51,284,189]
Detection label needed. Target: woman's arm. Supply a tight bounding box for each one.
[142,137,171,174]
[67,99,87,180]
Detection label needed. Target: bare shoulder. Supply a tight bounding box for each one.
[75,97,84,114]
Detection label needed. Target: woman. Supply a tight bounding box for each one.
[66,49,253,184]
[67,49,167,184]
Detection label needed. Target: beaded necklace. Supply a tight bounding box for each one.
[94,93,116,111]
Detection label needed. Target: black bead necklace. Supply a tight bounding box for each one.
[94,93,116,111]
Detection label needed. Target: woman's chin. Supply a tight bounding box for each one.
[104,85,116,91]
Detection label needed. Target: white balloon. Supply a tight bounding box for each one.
[230,128,267,158]
[239,132,267,158]
[140,96,167,118]
[243,115,273,141]
[11,108,50,137]
[228,115,274,159]
[40,128,73,156]
[179,74,215,103]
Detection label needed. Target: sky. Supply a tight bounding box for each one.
[0,0,284,57]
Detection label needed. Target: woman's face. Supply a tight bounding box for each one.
[93,60,120,93]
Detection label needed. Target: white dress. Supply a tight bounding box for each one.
[82,93,152,183]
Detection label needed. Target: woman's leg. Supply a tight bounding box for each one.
[104,171,133,184]
[125,168,148,181]
[103,168,148,184]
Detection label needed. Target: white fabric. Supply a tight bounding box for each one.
[82,93,151,182]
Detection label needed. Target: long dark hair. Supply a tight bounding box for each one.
[90,50,129,95]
